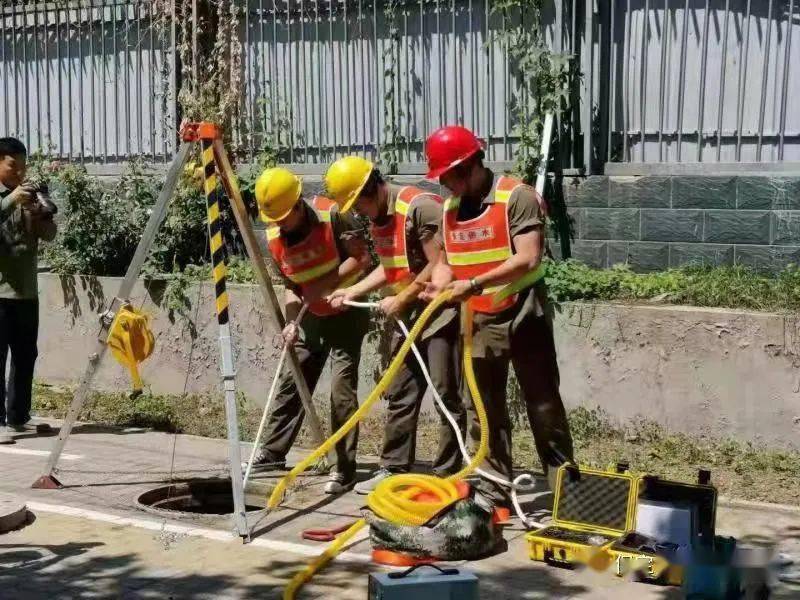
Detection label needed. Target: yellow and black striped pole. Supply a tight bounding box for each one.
[199,129,248,539]
[201,138,230,326]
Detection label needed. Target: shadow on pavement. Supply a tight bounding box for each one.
[0,541,284,599]
[12,423,150,443]
[249,489,343,540]
[261,554,596,600]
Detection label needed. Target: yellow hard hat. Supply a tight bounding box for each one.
[255,167,302,223]
[325,156,374,213]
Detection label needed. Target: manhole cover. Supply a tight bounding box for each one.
[136,478,269,517]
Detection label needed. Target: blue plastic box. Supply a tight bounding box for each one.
[368,565,479,600]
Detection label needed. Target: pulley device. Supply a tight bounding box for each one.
[104,301,155,397]
[30,122,331,541]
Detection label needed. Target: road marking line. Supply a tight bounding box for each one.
[0,447,81,460]
[26,501,372,563]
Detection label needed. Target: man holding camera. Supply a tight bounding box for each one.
[0,138,57,443]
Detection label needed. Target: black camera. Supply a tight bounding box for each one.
[28,182,58,218]
[0,181,58,256]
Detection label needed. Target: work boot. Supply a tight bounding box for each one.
[324,471,355,495]
[354,467,393,495]
[6,422,52,434]
[250,450,287,471]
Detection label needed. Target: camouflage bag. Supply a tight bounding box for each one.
[364,498,506,561]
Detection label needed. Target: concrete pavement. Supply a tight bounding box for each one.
[0,418,798,599]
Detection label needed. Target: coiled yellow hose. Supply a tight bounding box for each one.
[274,292,490,600]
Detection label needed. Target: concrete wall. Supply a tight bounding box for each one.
[36,273,379,409]
[556,302,800,449]
[36,274,800,448]
[561,175,800,272]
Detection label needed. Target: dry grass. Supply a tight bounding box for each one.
[33,383,800,505]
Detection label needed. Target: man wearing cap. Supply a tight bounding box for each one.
[422,125,574,508]
[325,156,465,494]
[254,167,371,494]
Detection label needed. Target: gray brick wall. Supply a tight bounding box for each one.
[560,175,800,272]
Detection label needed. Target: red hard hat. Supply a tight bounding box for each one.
[424,125,484,180]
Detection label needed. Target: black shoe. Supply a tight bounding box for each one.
[432,466,463,479]
[251,452,287,471]
[6,422,52,434]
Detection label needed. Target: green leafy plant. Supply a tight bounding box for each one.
[45,160,253,276]
[44,162,152,276]
[543,260,800,311]
[145,172,209,275]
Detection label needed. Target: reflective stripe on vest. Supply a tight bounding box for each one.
[266,196,342,317]
[443,175,541,314]
[370,186,439,293]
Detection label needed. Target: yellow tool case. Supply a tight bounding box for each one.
[602,531,684,585]
[525,463,637,568]
[602,470,718,585]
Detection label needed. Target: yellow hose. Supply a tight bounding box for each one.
[276,292,489,600]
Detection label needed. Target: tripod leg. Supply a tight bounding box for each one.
[200,139,248,540]
[211,139,329,454]
[32,142,195,489]
[32,339,107,488]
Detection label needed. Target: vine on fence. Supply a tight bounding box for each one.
[490,0,575,254]
[380,0,406,173]
[151,0,245,151]
[491,0,573,183]
[372,0,572,180]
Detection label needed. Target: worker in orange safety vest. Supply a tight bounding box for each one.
[254,167,371,495]
[325,156,465,495]
[421,125,574,509]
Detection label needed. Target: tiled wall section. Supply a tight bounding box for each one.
[558,175,800,272]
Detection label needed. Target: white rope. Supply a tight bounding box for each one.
[338,300,377,309]
[243,303,309,488]
[344,299,545,529]
[247,296,547,527]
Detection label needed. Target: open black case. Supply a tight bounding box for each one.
[603,470,717,585]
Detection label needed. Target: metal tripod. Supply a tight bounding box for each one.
[31,122,330,541]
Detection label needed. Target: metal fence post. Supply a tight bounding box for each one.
[583,0,594,174]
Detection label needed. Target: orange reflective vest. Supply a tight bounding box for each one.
[443,175,546,314]
[266,196,342,317]
[370,186,442,293]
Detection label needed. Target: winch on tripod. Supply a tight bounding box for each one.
[104,301,155,397]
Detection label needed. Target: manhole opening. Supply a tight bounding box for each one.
[136,479,265,515]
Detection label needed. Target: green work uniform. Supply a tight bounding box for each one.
[457,174,574,504]
[378,183,465,476]
[0,182,56,428]
[259,200,368,480]
[0,182,53,300]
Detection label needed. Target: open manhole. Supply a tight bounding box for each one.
[136,478,271,517]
